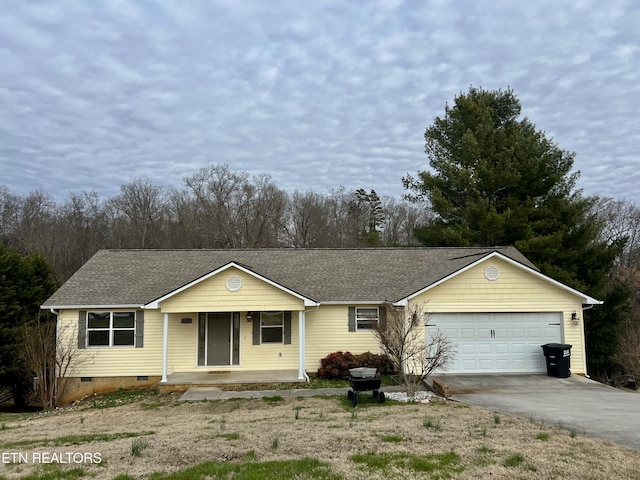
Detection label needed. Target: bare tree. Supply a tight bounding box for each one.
[282,190,330,247]
[592,197,640,276]
[108,178,168,248]
[374,303,455,397]
[380,197,432,246]
[20,317,87,408]
[0,188,55,256]
[184,164,286,248]
[50,191,111,283]
[165,187,203,248]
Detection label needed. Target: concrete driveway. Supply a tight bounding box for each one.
[432,374,640,449]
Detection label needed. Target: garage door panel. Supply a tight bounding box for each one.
[510,327,525,340]
[476,328,492,340]
[428,313,563,373]
[460,328,476,339]
[460,343,477,354]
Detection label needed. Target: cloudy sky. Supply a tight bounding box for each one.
[1,1,639,205]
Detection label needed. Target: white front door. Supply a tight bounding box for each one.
[427,313,563,373]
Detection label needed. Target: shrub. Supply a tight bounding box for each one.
[316,351,394,379]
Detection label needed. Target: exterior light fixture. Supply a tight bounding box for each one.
[246,312,253,322]
[571,311,579,325]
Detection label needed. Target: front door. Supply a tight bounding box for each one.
[198,312,240,366]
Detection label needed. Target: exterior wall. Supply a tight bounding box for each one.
[159,267,305,313]
[167,311,301,372]
[304,304,382,373]
[59,376,161,405]
[57,309,165,377]
[412,257,588,374]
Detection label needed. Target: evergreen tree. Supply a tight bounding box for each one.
[0,244,56,406]
[404,86,624,378]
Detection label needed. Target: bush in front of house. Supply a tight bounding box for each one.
[316,351,394,379]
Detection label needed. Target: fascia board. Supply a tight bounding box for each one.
[40,304,144,310]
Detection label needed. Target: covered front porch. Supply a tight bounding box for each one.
[158,369,305,393]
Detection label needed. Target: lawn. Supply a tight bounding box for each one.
[1,389,639,479]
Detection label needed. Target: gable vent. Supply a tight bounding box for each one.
[226,275,243,292]
[484,265,500,281]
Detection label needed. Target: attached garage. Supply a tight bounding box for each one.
[427,312,563,373]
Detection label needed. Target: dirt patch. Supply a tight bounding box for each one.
[1,391,639,479]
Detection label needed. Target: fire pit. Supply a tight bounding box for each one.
[345,367,385,407]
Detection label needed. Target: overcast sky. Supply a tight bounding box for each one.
[1,1,639,206]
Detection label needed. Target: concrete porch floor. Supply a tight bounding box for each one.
[159,369,304,392]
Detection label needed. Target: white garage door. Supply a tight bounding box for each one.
[427,313,562,373]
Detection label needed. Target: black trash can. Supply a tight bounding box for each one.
[541,343,572,378]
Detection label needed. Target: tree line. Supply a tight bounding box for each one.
[2,86,640,407]
[0,165,430,285]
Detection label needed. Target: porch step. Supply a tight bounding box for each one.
[158,369,305,393]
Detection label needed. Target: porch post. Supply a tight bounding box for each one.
[161,313,169,383]
[298,310,306,380]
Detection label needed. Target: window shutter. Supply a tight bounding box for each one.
[379,306,387,331]
[348,306,356,332]
[135,310,144,348]
[78,310,87,349]
[252,314,260,345]
[284,311,292,344]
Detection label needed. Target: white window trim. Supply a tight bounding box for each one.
[260,311,284,344]
[86,311,136,348]
[356,307,379,331]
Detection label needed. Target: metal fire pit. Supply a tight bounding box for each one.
[345,375,385,407]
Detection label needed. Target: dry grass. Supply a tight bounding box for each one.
[1,391,639,479]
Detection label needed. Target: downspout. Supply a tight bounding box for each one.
[49,309,60,403]
[581,304,595,379]
[162,313,169,383]
[299,304,320,382]
[298,310,307,381]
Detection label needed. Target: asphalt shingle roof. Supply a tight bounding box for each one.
[42,247,537,308]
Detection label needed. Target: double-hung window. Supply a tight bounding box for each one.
[87,311,136,347]
[260,311,284,344]
[356,307,379,330]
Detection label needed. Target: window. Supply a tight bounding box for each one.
[261,311,284,344]
[87,311,136,347]
[356,307,379,330]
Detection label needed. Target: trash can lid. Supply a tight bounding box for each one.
[541,343,572,349]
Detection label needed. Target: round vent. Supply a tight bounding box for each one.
[484,265,500,281]
[226,275,243,292]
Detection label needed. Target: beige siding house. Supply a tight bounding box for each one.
[42,248,601,403]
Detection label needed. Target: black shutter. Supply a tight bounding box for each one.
[78,310,87,349]
[135,310,144,348]
[252,313,260,345]
[348,306,356,332]
[379,306,387,331]
[284,311,292,344]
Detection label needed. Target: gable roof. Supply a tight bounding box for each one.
[41,247,598,309]
[145,261,320,308]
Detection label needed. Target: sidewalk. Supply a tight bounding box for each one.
[179,386,350,402]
